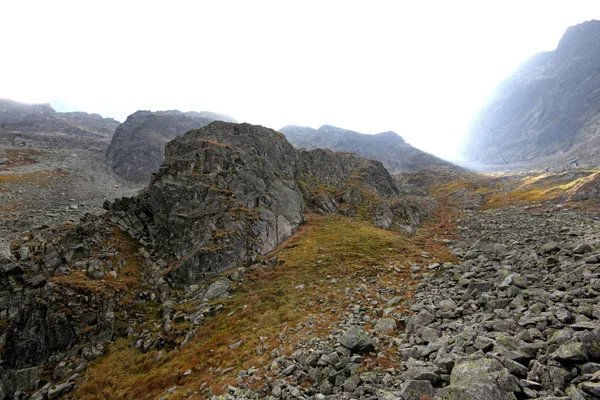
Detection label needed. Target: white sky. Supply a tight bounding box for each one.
[2,1,600,160]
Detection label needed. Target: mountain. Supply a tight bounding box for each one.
[462,20,600,166]
[0,98,120,150]
[280,124,461,174]
[105,110,236,184]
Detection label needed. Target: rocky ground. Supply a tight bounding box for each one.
[1,121,599,400]
[0,146,141,242]
[210,205,600,399]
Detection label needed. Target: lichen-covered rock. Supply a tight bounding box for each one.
[443,358,521,400]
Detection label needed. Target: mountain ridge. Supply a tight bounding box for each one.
[280,124,461,175]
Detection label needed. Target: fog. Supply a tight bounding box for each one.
[2,1,600,159]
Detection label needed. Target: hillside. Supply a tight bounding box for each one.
[280,125,462,174]
[462,20,600,167]
[0,98,120,151]
[0,100,136,242]
[105,110,236,184]
[0,122,599,400]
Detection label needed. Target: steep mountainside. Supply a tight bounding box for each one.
[463,20,600,166]
[280,124,461,174]
[0,99,120,151]
[105,110,236,184]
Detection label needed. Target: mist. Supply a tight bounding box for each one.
[2,0,600,160]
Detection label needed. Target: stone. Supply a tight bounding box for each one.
[0,243,15,264]
[439,298,457,310]
[550,342,588,362]
[339,326,376,354]
[466,280,493,295]
[419,326,441,344]
[374,318,397,333]
[343,375,361,392]
[580,381,600,397]
[406,309,436,333]
[573,244,592,254]
[398,379,435,400]
[204,280,231,300]
[443,358,521,400]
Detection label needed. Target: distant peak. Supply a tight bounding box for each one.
[375,130,403,139]
[557,19,600,55]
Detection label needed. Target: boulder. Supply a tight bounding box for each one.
[339,326,377,354]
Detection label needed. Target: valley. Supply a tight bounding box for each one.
[1,18,600,399]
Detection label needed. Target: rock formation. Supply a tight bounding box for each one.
[280,124,461,174]
[107,122,402,287]
[105,110,236,184]
[463,20,600,166]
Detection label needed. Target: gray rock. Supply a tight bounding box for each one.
[466,280,493,295]
[0,243,15,264]
[579,381,600,397]
[573,244,592,254]
[339,326,377,354]
[443,357,521,400]
[374,318,397,333]
[550,342,588,362]
[406,309,436,333]
[398,379,435,400]
[204,280,231,300]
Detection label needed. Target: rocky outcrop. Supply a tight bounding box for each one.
[106,122,403,288]
[105,110,236,184]
[0,98,120,151]
[280,125,462,174]
[463,20,600,166]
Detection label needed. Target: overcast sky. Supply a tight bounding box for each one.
[2,1,600,159]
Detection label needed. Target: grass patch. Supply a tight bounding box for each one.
[74,213,450,399]
[430,169,600,210]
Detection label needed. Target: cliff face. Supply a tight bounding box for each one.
[105,110,236,184]
[0,99,120,150]
[280,124,461,174]
[463,20,600,165]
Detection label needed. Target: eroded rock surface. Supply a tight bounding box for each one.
[105,110,236,184]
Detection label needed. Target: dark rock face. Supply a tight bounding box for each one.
[108,122,401,288]
[0,98,120,151]
[280,124,461,174]
[463,20,600,165]
[105,110,236,184]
